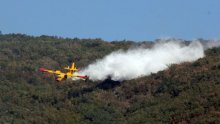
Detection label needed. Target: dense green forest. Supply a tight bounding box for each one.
[0,34,220,123]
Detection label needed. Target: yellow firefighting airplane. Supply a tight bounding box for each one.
[39,63,88,82]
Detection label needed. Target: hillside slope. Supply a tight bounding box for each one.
[0,34,219,123]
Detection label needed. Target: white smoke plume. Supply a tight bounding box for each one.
[81,41,205,81]
[202,40,220,50]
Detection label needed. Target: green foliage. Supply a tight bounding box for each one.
[0,34,220,123]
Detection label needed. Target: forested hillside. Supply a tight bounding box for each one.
[0,34,219,123]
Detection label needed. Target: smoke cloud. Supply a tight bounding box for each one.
[202,40,220,50]
[81,41,205,81]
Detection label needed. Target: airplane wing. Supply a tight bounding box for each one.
[39,68,62,75]
[39,68,66,81]
[77,75,89,80]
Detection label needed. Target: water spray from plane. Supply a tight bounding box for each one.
[81,40,205,81]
